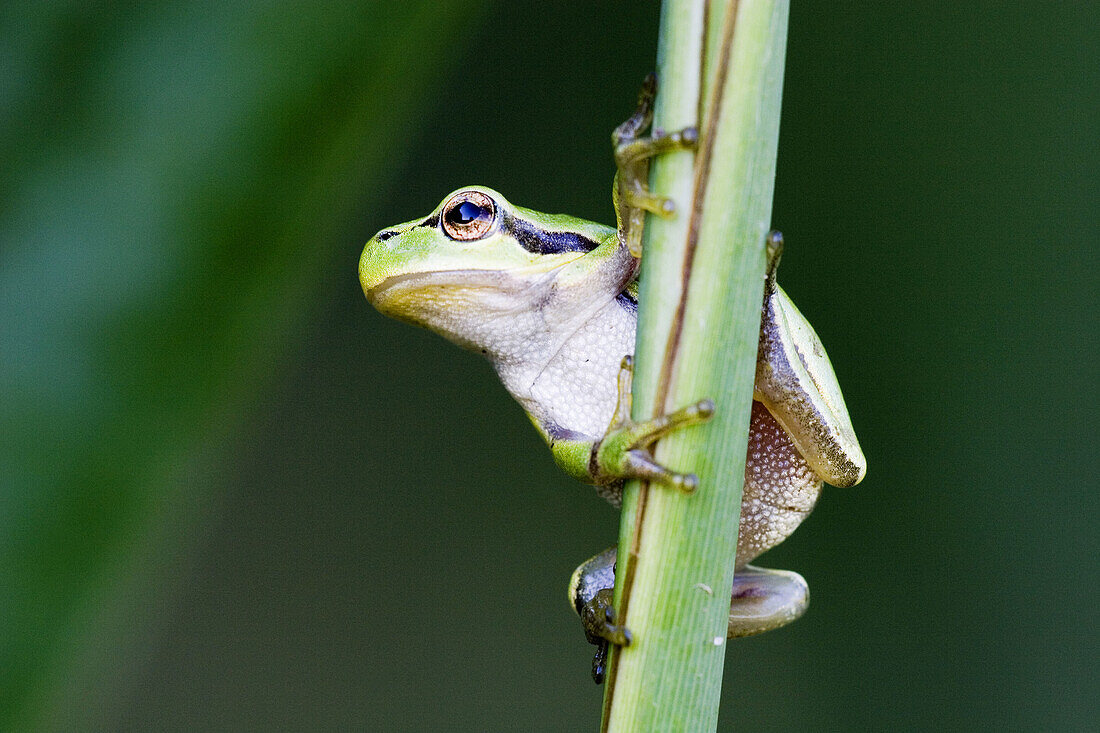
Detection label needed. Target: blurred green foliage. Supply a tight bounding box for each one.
[0,2,478,728]
[1,1,1095,731]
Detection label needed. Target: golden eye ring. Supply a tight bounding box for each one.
[441,190,496,240]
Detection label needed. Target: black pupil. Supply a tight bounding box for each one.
[448,200,485,225]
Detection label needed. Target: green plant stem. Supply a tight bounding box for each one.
[600,1,789,730]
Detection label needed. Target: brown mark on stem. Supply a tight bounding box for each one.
[602,1,742,720]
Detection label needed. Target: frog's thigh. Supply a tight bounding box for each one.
[727,565,810,637]
[736,401,821,567]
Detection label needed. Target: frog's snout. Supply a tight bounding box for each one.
[358,232,391,301]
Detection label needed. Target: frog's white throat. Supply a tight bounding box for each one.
[493,296,636,440]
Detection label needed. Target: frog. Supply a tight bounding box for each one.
[358,76,866,683]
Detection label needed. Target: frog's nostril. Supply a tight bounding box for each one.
[377,230,397,242]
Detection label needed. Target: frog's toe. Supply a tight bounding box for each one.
[580,588,632,648]
[593,393,714,490]
[623,397,715,449]
[621,449,699,493]
[614,126,700,174]
[591,639,610,684]
[727,565,810,638]
[766,229,784,275]
[621,188,678,217]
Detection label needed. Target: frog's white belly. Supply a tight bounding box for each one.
[496,297,635,439]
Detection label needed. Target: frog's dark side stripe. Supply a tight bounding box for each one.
[413,210,600,254]
[506,216,601,255]
[542,417,587,443]
[615,290,637,314]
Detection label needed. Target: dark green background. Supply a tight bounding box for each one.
[2,2,1095,730]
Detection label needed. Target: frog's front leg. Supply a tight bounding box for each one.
[612,74,699,257]
[569,549,810,682]
[548,356,714,497]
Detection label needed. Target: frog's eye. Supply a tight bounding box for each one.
[441,191,496,241]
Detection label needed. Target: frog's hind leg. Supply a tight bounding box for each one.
[754,231,867,488]
[727,565,810,638]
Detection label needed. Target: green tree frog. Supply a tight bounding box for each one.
[359,78,865,682]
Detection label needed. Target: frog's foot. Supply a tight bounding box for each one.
[578,587,632,684]
[592,356,714,492]
[569,549,628,683]
[615,123,700,173]
[613,74,699,256]
[614,128,699,215]
[727,565,810,638]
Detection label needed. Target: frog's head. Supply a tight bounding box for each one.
[360,186,614,349]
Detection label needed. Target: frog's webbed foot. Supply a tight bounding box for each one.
[613,74,699,257]
[727,565,810,637]
[569,549,631,684]
[579,588,632,684]
[592,356,714,492]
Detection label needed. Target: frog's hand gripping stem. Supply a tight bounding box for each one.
[612,73,698,257]
[543,356,713,497]
[590,356,714,493]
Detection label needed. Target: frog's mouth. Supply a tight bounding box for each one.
[364,268,551,334]
[364,268,509,308]
[363,270,427,305]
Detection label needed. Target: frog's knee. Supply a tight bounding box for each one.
[568,548,617,614]
[727,565,809,638]
[766,230,784,278]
